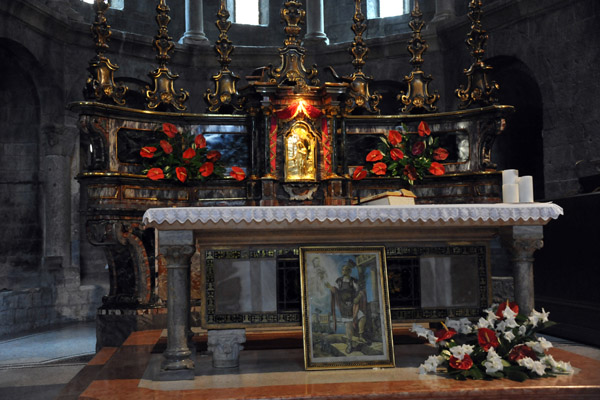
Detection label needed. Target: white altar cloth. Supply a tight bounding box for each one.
[143,203,563,229]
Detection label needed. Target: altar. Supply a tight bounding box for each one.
[142,203,561,379]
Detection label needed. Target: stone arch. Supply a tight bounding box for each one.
[0,38,42,289]
[488,55,545,200]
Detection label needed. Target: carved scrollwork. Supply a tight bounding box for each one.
[398,0,439,113]
[455,0,499,108]
[265,1,319,88]
[84,0,128,105]
[145,0,189,111]
[205,0,245,113]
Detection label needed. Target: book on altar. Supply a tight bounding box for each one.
[358,190,416,206]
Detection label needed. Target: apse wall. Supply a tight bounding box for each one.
[0,0,598,339]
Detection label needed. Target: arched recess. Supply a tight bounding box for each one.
[0,39,42,289]
[488,56,545,199]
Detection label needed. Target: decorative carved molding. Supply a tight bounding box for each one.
[510,239,544,262]
[145,0,190,111]
[265,1,319,89]
[455,0,499,109]
[84,0,128,105]
[398,0,439,113]
[205,0,245,113]
[328,0,381,115]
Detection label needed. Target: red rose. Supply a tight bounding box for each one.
[230,166,246,181]
[433,148,449,161]
[434,327,457,343]
[140,146,157,158]
[411,141,425,156]
[508,345,538,362]
[390,148,404,161]
[352,166,367,180]
[388,130,403,146]
[372,162,387,175]
[175,166,187,182]
[207,150,221,162]
[418,121,431,137]
[194,134,206,149]
[163,122,178,138]
[147,168,164,180]
[366,150,384,162]
[403,164,418,181]
[429,162,445,176]
[199,162,214,177]
[182,148,196,160]
[449,354,473,370]
[160,140,173,155]
[478,328,500,351]
[496,300,519,319]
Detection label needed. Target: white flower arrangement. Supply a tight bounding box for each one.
[411,301,576,381]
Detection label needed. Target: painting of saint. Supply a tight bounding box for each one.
[300,247,395,370]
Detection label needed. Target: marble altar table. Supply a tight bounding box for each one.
[142,203,562,380]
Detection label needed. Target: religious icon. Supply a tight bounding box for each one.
[300,246,395,370]
[284,122,316,181]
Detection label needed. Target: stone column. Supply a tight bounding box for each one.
[179,0,209,45]
[304,0,329,46]
[158,231,196,380]
[431,0,456,23]
[507,226,544,316]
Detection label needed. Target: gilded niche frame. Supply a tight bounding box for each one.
[299,246,395,370]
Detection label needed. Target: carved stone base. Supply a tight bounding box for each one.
[207,329,246,368]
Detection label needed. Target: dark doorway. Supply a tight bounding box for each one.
[488,56,545,199]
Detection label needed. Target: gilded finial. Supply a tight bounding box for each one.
[398,0,440,113]
[265,0,319,88]
[145,0,189,111]
[329,0,380,115]
[205,0,245,113]
[281,0,305,47]
[84,0,128,105]
[455,0,499,108]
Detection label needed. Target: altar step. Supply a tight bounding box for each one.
[58,329,600,400]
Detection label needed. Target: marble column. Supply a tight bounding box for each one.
[304,0,329,46]
[158,231,196,381]
[179,0,209,45]
[431,0,456,23]
[507,226,544,316]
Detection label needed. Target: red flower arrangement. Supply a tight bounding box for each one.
[412,301,574,382]
[353,121,447,184]
[140,123,246,183]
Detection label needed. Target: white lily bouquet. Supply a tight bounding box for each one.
[412,301,575,381]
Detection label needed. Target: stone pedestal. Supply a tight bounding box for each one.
[207,329,246,368]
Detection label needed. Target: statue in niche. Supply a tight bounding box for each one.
[285,123,316,181]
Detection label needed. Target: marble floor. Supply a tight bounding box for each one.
[2,323,600,400]
[0,322,96,400]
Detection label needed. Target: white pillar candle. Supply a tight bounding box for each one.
[502,183,519,203]
[518,176,534,203]
[502,169,519,185]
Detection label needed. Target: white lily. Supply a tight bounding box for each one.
[450,344,475,361]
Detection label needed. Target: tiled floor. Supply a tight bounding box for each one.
[2,323,600,400]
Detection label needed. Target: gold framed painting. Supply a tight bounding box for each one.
[299,246,395,370]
